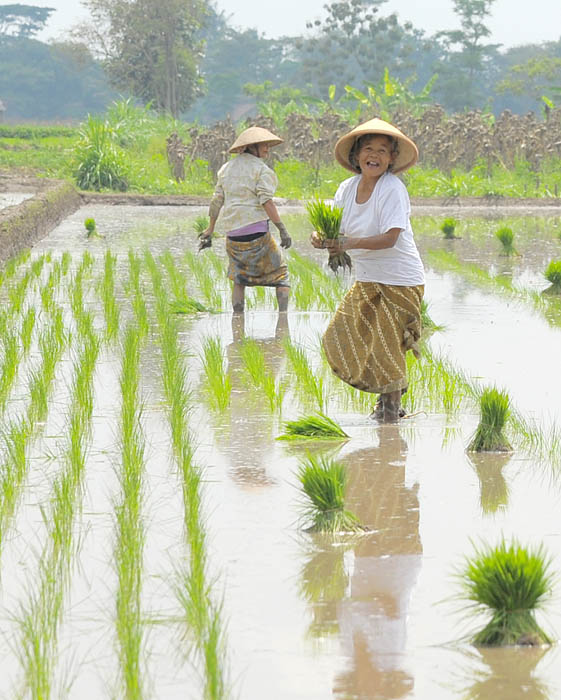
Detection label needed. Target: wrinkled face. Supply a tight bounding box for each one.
[356,135,395,177]
[256,142,270,158]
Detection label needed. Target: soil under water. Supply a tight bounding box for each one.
[0,202,560,698]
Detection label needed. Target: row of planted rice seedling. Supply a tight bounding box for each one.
[1,234,559,695]
[15,290,100,698]
[144,249,229,699]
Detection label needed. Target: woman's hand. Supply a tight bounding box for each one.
[310,231,325,249]
[310,232,347,252]
[198,228,213,251]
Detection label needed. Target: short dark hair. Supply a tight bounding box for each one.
[348,133,399,172]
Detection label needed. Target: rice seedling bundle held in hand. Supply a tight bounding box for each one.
[461,539,554,646]
[298,453,364,533]
[306,197,352,274]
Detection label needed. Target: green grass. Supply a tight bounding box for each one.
[278,413,349,440]
[461,539,554,646]
[297,453,364,534]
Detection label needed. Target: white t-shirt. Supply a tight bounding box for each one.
[334,172,425,286]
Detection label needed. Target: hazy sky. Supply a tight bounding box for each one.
[35,0,561,48]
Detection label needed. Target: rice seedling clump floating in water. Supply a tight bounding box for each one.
[306,197,351,273]
[298,453,364,533]
[461,538,554,646]
[544,259,561,294]
[440,217,459,239]
[278,413,349,440]
[468,387,512,452]
[495,225,518,256]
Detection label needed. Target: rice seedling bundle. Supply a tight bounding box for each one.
[298,453,363,533]
[461,539,554,646]
[469,387,512,452]
[544,259,561,293]
[495,226,518,256]
[306,198,352,274]
[440,217,459,239]
[278,413,349,440]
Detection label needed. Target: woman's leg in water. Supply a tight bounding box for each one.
[232,283,246,313]
[276,285,289,312]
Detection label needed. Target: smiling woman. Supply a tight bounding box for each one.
[311,117,425,422]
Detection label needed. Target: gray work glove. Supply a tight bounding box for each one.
[275,221,292,249]
[198,232,212,251]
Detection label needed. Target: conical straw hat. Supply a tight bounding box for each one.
[229,126,284,154]
[334,118,418,174]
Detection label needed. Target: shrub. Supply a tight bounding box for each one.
[74,115,128,191]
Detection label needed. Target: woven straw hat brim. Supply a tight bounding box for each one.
[229,126,284,154]
[334,118,418,174]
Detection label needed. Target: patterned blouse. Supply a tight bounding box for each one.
[213,153,278,233]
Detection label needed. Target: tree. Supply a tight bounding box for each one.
[75,0,209,116]
[432,0,500,110]
[293,0,436,98]
[0,4,54,37]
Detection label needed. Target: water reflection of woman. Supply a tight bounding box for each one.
[222,312,289,488]
[334,426,422,699]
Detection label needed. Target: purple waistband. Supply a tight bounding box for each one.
[227,220,269,237]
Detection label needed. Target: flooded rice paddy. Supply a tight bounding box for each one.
[1,202,561,698]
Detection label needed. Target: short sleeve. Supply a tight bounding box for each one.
[378,179,410,233]
[255,165,278,205]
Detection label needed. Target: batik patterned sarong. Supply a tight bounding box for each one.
[322,282,424,394]
[226,231,289,287]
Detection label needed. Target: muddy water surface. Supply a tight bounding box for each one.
[2,204,560,698]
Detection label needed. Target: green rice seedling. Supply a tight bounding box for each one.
[0,332,20,413]
[297,453,363,534]
[100,250,120,341]
[495,225,519,256]
[126,250,149,337]
[283,338,326,411]
[193,214,211,250]
[61,251,71,275]
[460,539,554,646]
[84,217,100,238]
[160,250,209,313]
[0,419,31,550]
[183,251,223,311]
[469,387,512,452]
[31,256,45,278]
[306,197,351,273]
[440,217,459,239]
[239,338,267,389]
[278,413,349,441]
[200,335,231,412]
[20,306,36,356]
[420,299,443,332]
[544,259,561,294]
[115,324,146,699]
[193,215,210,235]
[8,271,32,316]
